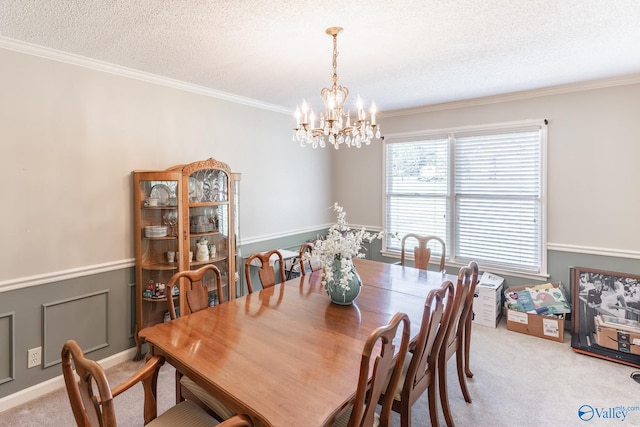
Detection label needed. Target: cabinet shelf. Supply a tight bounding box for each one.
[142,205,178,210]
[142,263,179,271]
[190,231,220,238]
[189,201,229,208]
[190,256,228,267]
[142,295,179,303]
[142,235,178,241]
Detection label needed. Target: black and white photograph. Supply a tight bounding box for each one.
[571,266,640,365]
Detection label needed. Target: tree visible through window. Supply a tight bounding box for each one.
[384,121,546,275]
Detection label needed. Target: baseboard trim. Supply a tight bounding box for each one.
[0,347,137,413]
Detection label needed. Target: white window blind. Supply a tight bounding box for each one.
[384,122,545,275]
[385,137,449,255]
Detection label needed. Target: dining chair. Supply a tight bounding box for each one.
[244,249,285,293]
[462,261,479,379]
[298,241,322,276]
[332,312,411,427]
[166,264,224,320]
[61,339,253,427]
[382,280,455,427]
[165,265,234,422]
[400,234,446,272]
[438,266,473,427]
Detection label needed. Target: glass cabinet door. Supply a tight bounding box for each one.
[186,168,231,305]
[137,177,181,321]
[133,171,183,360]
[232,173,242,297]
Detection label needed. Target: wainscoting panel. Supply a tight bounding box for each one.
[42,290,109,368]
[0,312,15,384]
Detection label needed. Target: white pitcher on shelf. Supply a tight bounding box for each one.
[196,239,209,261]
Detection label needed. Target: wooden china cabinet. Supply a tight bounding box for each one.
[132,158,240,360]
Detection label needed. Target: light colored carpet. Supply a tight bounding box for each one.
[1,319,639,426]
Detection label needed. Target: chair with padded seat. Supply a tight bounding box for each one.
[244,249,285,294]
[438,265,474,427]
[382,279,455,427]
[61,339,253,427]
[332,312,411,427]
[400,234,446,272]
[166,264,224,320]
[165,265,234,421]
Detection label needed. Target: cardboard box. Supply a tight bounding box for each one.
[595,317,640,355]
[472,272,504,328]
[504,282,566,343]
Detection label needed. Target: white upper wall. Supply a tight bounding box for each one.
[0,47,332,283]
[333,81,640,255]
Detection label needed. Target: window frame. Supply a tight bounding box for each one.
[382,119,548,279]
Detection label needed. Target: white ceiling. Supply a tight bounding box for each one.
[2,1,640,113]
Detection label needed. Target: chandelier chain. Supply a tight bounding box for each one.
[331,32,338,85]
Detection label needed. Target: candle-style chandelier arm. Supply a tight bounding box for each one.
[293,26,381,149]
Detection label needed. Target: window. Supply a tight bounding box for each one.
[384,121,546,276]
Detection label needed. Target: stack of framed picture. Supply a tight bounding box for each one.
[571,266,640,368]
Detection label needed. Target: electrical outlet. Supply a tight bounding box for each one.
[27,347,41,369]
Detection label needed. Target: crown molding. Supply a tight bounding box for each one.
[3,36,639,127]
[382,73,640,118]
[0,36,291,114]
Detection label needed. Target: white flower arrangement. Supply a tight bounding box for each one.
[305,203,385,294]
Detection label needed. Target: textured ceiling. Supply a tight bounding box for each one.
[2,1,640,113]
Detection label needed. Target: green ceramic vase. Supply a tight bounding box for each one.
[325,260,362,305]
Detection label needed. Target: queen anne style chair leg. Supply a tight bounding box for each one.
[463,261,479,379]
[464,319,474,378]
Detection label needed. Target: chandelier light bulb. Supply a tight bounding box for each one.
[293,27,382,149]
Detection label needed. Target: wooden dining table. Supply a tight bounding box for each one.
[139,258,456,427]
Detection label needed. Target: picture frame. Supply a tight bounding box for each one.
[571,266,640,368]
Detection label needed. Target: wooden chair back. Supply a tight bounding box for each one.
[61,339,163,426]
[167,264,223,319]
[348,312,411,427]
[298,242,320,276]
[244,250,285,294]
[400,234,446,272]
[392,280,455,426]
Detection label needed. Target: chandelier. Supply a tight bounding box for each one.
[294,27,382,149]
